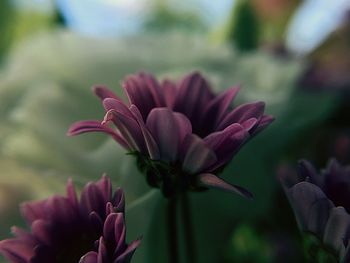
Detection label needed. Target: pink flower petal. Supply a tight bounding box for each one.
[130,105,160,160]
[146,108,182,161]
[115,238,142,263]
[123,72,165,120]
[67,120,129,149]
[204,86,240,128]
[102,98,133,119]
[102,110,146,152]
[162,79,177,108]
[173,72,215,124]
[93,85,122,101]
[217,101,265,130]
[197,173,253,198]
[79,251,98,263]
[181,134,217,174]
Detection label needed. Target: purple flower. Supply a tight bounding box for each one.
[0,175,141,263]
[68,72,274,197]
[280,159,350,262]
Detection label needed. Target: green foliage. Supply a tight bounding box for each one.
[225,225,272,263]
[0,0,14,63]
[227,0,259,52]
[144,1,206,33]
[303,234,338,263]
[0,30,338,262]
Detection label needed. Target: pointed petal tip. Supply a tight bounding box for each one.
[197,173,253,199]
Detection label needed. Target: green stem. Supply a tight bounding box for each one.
[181,192,197,263]
[167,196,179,263]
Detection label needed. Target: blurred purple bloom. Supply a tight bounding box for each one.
[68,72,273,197]
[280,159,350,261]
[0,175,141,263]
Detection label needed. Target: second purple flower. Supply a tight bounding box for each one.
[68,72,274,197]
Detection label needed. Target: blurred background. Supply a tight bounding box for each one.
[0,0,350,262]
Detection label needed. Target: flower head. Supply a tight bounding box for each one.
[68,72,273,197]
[0,175,141,263]
[280,159,350,262]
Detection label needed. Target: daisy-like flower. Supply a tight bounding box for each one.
[0,175,141,263]
[68,72,274,198]
[280,159,350,262]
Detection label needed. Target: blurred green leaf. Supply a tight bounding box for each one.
[0,30,338,262]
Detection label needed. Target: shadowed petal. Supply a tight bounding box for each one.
[66,178,79,207]
[98,237,109,263]
[102,110,146,152]
[146,108,183,161]
[130,105,160,160]
[162,79,177,108]
[0,239,34,263]
[31,220,51,246]
[181,134,217,174]
[112,188,125,212]
[217,101,265,130]
[323,207,350,252]
[79,251,98,263]
[204,123,244,152]
[173,72,214,129]
[250,115,274,135]
[207,129,249,172]
[80,183,106,219]
[103,98,133,119]
[298,160,323,186]
[241,118,258,131]
[115,238,142,263]
[139,72,166,107]
[287,182,334,236]
[93,85,122,101]
[196,173,253,199]
[123,73,165,120]
[67,120,129,149]
[204,86,240,129]
[20,200,47,224]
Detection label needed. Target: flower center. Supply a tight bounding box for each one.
[135,153,203,198]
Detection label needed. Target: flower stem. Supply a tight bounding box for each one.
[167,196,179,263]
[181,192,197,263]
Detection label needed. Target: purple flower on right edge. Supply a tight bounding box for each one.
[280,159,350,262]
[68,72,274,198]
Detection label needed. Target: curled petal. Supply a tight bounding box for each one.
[204,123,244,152]
[217,101,265,130]
[102,98,133,119]
[250,115,274,135]
[207,129,249,172]
[103,110,146,152]
[93,85,121,101]
[67,120,129,149]
[196,173,253,199]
